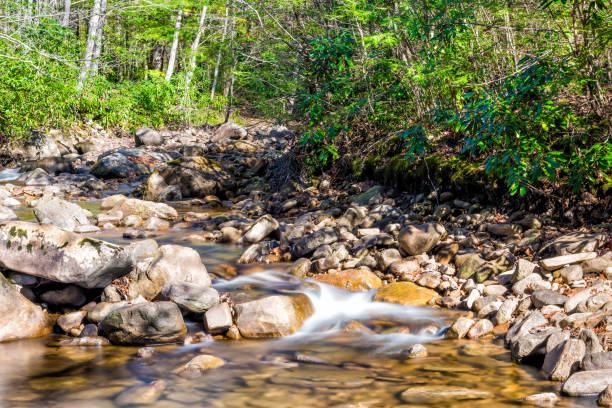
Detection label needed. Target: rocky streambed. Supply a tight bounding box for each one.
[0,123,610,407]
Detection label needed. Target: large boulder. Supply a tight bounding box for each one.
[398,223,445,255]
[0,222,139,288]
[33,196,94,232]
[135,127,164,146]
[562,369,612,396]
[100,301,186,345]
[212,122,247,142]
[0,274,52,342]
[235,294,313,338]
[156,156,234,198]
[12,132,61,160]
[142,171,182,202]
[128,244,212,300]
[90,149,179,179]
[108,197,178,220]
[0,205,17,222]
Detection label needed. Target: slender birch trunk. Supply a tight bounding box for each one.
[61,0,71,27]
[210,7,229,100]
[184,4,208,92]
[91,0,107,75]
[77,0,102,90]
[165,5,183,81]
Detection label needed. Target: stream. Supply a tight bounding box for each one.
[0,200,597,407]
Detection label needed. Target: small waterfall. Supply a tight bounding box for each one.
[214,270,446,350]
[0,168,22,182]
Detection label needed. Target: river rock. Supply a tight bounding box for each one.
[115,380,166,406]
[561,264,583,284]
[57,311,87,333]
[156,156,234,198]
[313,269,382,291]
[505,311,547,346]
[128,244,211,300]
[243,215,279,243]
[109,198,178,221]
[373,282,439,306]
[565,283,610,313]
[235,294,313,338]
[541,252,598,271]
[599,385,612,407]
[562,369,612,396]
[398,223,445,255]
[21,168,54,185]
[0,205,17,221]
[399,385,492,404]
[511,328,557,361]
[90,152,149,179]
[87,301,130,323]
[542,338,585,380]
[213,122,247,141]
[100,301,186,345]
[531,290,568,308]
[495,298,518,325]
[135,127,163,146]
[175,355,225,374]
[161,282,219,313]
[467,319,494,339]
[40,285,87,307]
[582,352,612,371]
[513,259,538,282]
[446,317,475,339]
[291,228,339,258]
[0,274,52,342]
[0,222,137,288]
[33,196,94,232]
[552,232,609,256]
[204,303,233,334]
[523,393,558,406]
[488,223,521,236]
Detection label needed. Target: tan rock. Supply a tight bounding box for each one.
[374,282,439,306]
[313,269,382,291]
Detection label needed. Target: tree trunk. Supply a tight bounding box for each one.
[77,0,103,90]
[184,4,208,96]
[61,0,71,27]
[210,7,229,100]
[91,0,107,75]
[165,5,183,81]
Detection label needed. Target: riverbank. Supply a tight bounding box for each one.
[0,123,610,407]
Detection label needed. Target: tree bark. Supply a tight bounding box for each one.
[165,5,183,81]
[77,0,103,90]
[91,0,107,75]
[210,7,229,100]
[61,0,71,27]
[184,4,208,91]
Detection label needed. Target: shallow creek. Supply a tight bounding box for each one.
[0,202,597,408]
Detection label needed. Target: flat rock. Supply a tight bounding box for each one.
[400,385,492,404]
[373,282,439,306]
[582,352,612,371]
[541,252,598,271]
[552,232,609,256]
[0,221,137,288]
[314,269,382,291]
[562,369,612,396]
[33,196,93,232]
[531,290,568,308]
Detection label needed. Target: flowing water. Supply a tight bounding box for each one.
[0,200,599,407]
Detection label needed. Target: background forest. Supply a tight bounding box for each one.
[0,0,610,198]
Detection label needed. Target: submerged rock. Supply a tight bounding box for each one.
[235,294,313,338]
[0,274,52,342]
[373,282,439,306]
[399,385,492,404]
[100,301,186,345]
[0,221,137,288]
[313,269,382,291]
